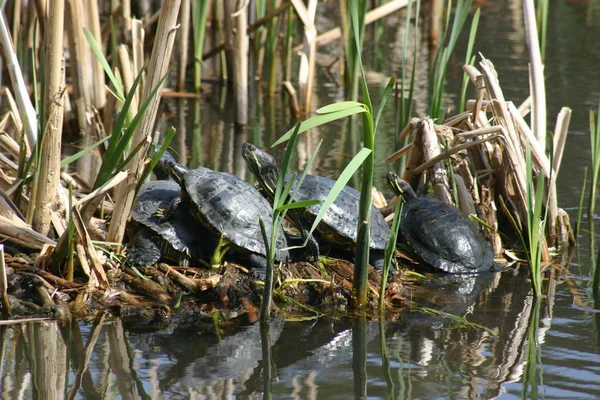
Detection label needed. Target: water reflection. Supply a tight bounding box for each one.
[3,268,591,398]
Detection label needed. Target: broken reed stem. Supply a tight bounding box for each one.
[233,0,249,125]
[84,0,106,110]
[107,0,182,244]
[0,12,37,149]
[32,0,66,236]
[177,0,191,91]
[523,0,547,147]
[0,245,10,318]
[292,0,317,114]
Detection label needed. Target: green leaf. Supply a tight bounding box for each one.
[374,75,396,136]
[303,147,372,246]
[317,101,364,114]
[277,199,321,211]
[273,106,367,146]
[60,135,112,168]
[83,28,124,101]
[138,127,177,187]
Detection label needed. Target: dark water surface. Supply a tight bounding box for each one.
[3,1,600,399]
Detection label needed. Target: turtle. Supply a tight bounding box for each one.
[241,142,392,270]
[126,179,212,267]
[386,171,496,273]
[162,159,292,279]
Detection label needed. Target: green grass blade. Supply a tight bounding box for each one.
[83,27,124,100]
[277,199,321,211]
[138,127,177,187]
[379,197,403,309]
[273,106,367,146]
[374,75,396,136]
[274,124,301,207]
[302,147,372,246]
[60,135,112,168]
[317,101,365,114]
[576,167,588,238]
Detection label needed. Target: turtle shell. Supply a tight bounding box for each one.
[400,196,495,273]
[287,174,391,250]
[181,168,289,261]
[129,180,210,264]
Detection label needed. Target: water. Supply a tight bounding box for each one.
[3,1,600,398]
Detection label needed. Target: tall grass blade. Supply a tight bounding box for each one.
[588,99,600,219]
[301,147,372,247]
[273,106,367,146]
[380,196,403,309]
[576,167,588,238]
[83,28,124,100]
[459,8,480,113]
[428,0,473,120]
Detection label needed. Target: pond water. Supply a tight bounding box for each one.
[3,1,600,399]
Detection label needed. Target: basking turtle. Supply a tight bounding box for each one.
[163,160,291,278]
[386,172,495,273]
[242,143,391,270]
[126,179,211,267]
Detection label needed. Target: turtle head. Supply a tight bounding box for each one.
[242,143,279,198]
[163,157,189,187]
[153,149,178,180]
[386,171,416,201]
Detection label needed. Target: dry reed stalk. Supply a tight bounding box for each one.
[67,0,99,187]
[429,0,442,50]
[10,0,21,49]
[553,107,571,176]
[546,108,571,247]
[523,0,546,147]
[419,118,452,203]
[132,19,145,94]
[282,80,301,118]
[107,0,181,244]
[0,215,57,248]
[32,0,66,236]
[233,0,249,125]
[73,208,108,288]
[84,0,106,110]
[117,45,140,114]
[0,12,37,149]
[177,0,191,91]
[0,245,10,317]
[292,0,317,114]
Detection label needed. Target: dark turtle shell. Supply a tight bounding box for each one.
[128,180,210,266]
[287,174,391,251]
[181,168,289,261]
[389,175,494,273]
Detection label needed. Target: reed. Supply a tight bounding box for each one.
[524,142,548,298]
[396,0,420,175]
[521,299,542,398]
[458,8,479,114]
[191,0,210,91]
[428,0,472,121]
[32,0,66,236]
[588,99,600,219]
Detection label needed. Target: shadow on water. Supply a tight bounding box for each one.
[0,268,576,398]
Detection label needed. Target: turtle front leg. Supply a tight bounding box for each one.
[158,196,182,223]
[126,229,162,266]
[288,209,320,263]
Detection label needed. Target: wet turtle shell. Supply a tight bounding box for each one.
[171,166,290,263]
[126,180,210,266]
[387,172,495,273]
[286,174,391,251]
